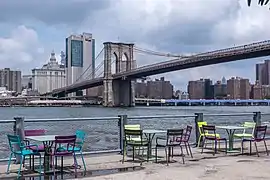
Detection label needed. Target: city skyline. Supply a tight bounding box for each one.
[0,1,270,91]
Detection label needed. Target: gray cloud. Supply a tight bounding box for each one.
[0,0,110,25]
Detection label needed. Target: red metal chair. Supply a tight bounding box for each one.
[50,135,78,177]
[201,125,227,155]
[242,125,269,157]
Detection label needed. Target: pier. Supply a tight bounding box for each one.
[0,112,270,179]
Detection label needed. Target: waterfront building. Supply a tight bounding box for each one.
[227,77,241,99]
[213,81,227,99]
[134,77,173,99]
[147,77,173,99]
[22,75,32,90]
[188,79,205,99]
[65,32,95,96]
[240,78,251,99]
[32,51,65,94]
[204,79,214,99]
[256,60,270,85]
[0,68,21,93]
[135,80,147,98]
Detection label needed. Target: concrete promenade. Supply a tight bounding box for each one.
[0,141,270,180]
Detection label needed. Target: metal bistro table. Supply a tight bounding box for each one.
[143,129,166,160]
[26,135,57,173]
[216,126,246,152]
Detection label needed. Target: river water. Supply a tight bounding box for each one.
[0,106,270,159]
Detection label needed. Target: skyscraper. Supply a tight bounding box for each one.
[65,33,95,95]
[256,60,270,85]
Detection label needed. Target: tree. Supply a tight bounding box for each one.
[247,0,270,6]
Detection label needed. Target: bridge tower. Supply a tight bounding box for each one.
[103,42,135,107]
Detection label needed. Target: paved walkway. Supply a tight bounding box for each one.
[1,142,270,180]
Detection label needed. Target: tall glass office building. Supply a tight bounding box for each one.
[65,33,95,96]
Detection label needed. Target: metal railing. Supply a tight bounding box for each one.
[0,112,270,162]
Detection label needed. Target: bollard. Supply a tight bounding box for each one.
[118,115,127,155]
[194,113,203,147]
[253,112,261,126]
[14,117,25,164]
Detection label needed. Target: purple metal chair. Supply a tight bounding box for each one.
[242,125,269,157]
[50,135,78,177]
[24,129,46,167]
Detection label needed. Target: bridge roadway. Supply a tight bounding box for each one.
[48,40,270,96]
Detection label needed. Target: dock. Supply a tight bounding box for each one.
[0,142,270,180]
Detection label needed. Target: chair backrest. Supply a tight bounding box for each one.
[167,129,184,144]
[24,129,46,136]
[197,121,207,135]
[75,130,86,150]
[242,122,256,135]
[7,134,24,154]
[53,135,76,155]
[254,125,267,140]
[124,129,143,142]
[202,125,217,138]
[124,124,141,130]
[183,125,192,141]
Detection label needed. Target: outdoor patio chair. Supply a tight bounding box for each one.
[242,125,269,157]
[6,134,42,179]
[197,121,220,148]
[24,129,46,167]
[176,125,193,158]
[50,135,78,177]
[201,125,227,155]
[124,124,145,155]
[122,129,149,164]
[63,130,87,172]
[155,129,185,165]
[234,122,256,139]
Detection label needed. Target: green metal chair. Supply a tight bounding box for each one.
[124,124,145,155]
[234,122,256,139]
[122,129,149,163]
[197,121,220,148]
[6,134,42,179]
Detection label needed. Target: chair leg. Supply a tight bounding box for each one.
[184,142,189,156]
[38,154,42,176]
[6,153,13,174]
[17,155,23,179]
[254,142,259,157]
[179,145,185,164]
[52,156,56,178]
[187,142,193,158]
[73,154,78,178]
[214,140,217,156]
[80,151,87,172]
[264,140,269,156]
[132,146,135,161]
[201,139,206,154]
[241,140,244,154]
[165,147,168,166]
[249,141,252,155]
[197,135,202,147]
[155,146,158,163]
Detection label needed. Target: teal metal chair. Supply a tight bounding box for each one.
[6,134,42,179]
[64,130,86,171]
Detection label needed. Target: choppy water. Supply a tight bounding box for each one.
[0,106,270,159]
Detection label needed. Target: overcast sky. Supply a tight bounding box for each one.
[0,0,270,91]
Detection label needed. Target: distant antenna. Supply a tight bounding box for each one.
[60,51,66,65]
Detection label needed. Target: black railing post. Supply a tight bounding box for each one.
[118,115,127,155]
[253,112,261,126]
[13,116,25,164]
[195,113,203,147]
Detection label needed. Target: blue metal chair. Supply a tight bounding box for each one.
[63,130,86,171]
[6,134,42,179]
